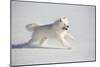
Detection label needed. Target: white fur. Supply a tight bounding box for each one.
[26,17,74,49]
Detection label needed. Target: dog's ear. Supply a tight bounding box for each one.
[61,17,67,21]
[61,17,69,23]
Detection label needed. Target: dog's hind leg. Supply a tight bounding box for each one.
[39,37,47,46]
[27,38,39,45]
[27,33,43,46]
[27,39,33,45]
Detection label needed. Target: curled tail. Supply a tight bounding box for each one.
[26,23,38,31]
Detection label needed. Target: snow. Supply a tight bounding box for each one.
[11,42,95,66]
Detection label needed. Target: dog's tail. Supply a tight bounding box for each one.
[26,23,39,32]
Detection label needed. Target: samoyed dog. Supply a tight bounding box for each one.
[26,17,73,49]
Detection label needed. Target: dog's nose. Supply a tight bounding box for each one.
[67,25,69,28]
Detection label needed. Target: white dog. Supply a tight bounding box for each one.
[26,17,73,49]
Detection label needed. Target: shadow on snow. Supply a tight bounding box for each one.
[11,43,69,50]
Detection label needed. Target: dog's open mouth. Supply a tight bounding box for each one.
[62,26,68,30]
[62,26,69,30]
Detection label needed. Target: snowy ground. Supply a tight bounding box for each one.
[11,41,95,66]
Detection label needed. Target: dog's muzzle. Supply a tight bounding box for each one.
[62,25,69,30]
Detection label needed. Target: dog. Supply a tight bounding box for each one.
[26,17,74,49]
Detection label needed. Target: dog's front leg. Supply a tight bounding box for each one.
[58,36,72,49]
[67,32,74,39]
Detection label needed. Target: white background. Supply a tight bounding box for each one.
[0,0,99,67]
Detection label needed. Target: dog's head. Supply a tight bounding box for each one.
[54,17,69,30]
